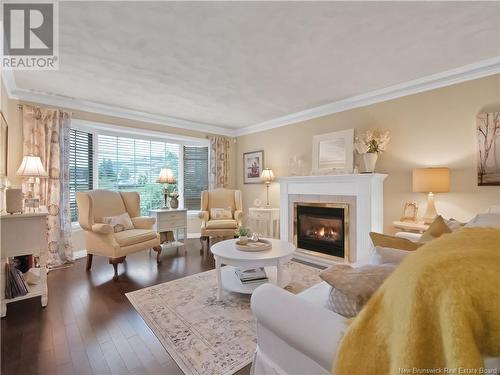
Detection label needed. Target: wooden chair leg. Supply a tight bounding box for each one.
[153,245,162,264]
[109,256,126,281]
[86,254,93,271]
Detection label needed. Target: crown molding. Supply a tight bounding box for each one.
[234,56,500,136]
[8,86,236,137]
[3,56,499,138]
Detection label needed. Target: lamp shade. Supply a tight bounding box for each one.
[16,156,48,178]
[261,168,275,183]
[157,168,176,184]
[412,168,450,193]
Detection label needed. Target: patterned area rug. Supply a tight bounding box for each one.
[126,261,322,375]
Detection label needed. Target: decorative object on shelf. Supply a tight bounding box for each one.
[312,129,354,175]
[354,129,391,173]
[250,232,259,242]
[401,202,418,222]
[169,192,179,209]
[243,150,264,184]
[477,112,500,186]
[260,168,275,207]
[0,176,10,213]
[253,198,262,207]
[5,188,23,214]
[16,155,48,211]
[236,226,252,245]
[235,238,272,252]
[412,167,450,224]
[156,167,176,208]
[288,155,304,176]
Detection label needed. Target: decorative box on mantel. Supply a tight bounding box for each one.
[279,174,387,266]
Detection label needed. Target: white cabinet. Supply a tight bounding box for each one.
[248,208,280,238]
[149,209,188,250]
[1,211,48,317]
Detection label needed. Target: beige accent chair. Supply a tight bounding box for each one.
[76,189,161,280]
[198,189,243,249]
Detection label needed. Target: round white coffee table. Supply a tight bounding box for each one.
[210,238,296,300]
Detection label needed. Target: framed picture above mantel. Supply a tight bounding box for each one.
[312,128,354,175]
[243,150,264,184]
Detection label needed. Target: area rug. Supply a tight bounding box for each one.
[126,261,322,375]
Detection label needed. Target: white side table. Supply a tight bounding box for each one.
[1,211,48,317]
[392,220,429,234]
[149,209,188,252]
[248,207,280,238]
[210,238,295,301]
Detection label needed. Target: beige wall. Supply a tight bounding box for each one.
[236,74,500,232]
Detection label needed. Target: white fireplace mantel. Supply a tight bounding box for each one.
[279,173,387,265]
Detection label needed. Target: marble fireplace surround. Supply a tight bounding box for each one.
[279,174,387,266]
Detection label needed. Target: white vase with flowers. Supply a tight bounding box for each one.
[354,130,391,173]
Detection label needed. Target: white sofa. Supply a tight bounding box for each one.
[250,206,500,374]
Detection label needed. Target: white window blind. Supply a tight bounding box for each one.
[183,146,209,210]
[69,129,94,222]
[97,134,180,214]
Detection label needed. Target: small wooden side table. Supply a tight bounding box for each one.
[1,211,48,318]
[248,207,280,238]
[392,220,429,234]
[149,208,188,251]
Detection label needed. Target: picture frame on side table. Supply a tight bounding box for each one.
[312,128,354,175]
[401,202,418,222]
[243,150,264,184]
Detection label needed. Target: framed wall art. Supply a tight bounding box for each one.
[243,150,264,184]
[312,128,354,174]
[477,112,500,186]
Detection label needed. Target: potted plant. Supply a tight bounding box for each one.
[354,130,391,172]
[236,226,252,245]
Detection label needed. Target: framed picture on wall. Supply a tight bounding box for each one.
[477,112,500,186]
[243,150,264,184]
[312,128,354,174]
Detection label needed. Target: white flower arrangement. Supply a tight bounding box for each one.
[354,130,391,154]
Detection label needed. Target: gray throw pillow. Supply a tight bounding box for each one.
[320,263,397,318]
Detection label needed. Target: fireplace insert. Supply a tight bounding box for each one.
[294,203,348,259]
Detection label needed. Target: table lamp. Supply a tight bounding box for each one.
[412,167,450,224]
[157,168,176,208]
[260,168,275,207]
[16,155,48,211]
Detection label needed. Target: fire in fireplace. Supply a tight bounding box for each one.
[294,203,349,260]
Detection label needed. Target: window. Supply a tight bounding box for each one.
[97,134,180,214]
[183,146,209,210]
[69,129,94,222]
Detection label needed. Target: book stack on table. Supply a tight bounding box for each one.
[235,267,268,285]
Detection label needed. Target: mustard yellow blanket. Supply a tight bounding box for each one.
[334,228,500,374]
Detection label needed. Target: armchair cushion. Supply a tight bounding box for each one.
[102,212,134,233]
[205,219,238,229]
[210,207,233,220]
[91,223,114,234]
[131,216,156,229]
[114,229,158,247]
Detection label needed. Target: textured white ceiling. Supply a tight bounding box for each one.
[12,1,500,129]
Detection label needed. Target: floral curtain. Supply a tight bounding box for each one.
[209,136,231,189]
[22,105,73,267]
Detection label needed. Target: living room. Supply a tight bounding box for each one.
[1,2,500,375]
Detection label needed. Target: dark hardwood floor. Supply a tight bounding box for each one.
[1,239,251,375]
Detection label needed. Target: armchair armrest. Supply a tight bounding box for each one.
[91,223,114,234]
[198,210,209,222]
[234,210,244,224]
[251,284,346,370]
[131,216,156,229]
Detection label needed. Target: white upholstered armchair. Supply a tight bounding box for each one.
[198,188,243,249]
[76,189,161,280]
